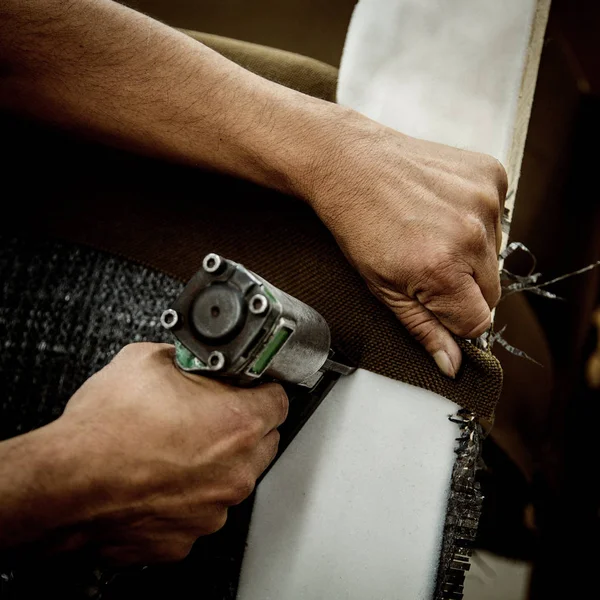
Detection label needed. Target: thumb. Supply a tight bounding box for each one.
[392,296,463,378]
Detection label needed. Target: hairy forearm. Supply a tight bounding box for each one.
[0,0,340,196]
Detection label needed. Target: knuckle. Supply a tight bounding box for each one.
[482,190,501,219]
[489,156,508,191]
[169,544,193,563]
[490,278,502,309]
[480,156,508,208]
[370,251,401,285]
[222,398,246,425]
[240,415,264,445]
[461,216,488,251]
[229,472,256,505]
[202,511,228,535]
[267,384,289,422]
[262,431,281,468]
[226,404,263,443]
[269,429,281,455]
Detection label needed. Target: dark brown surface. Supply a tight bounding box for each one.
[510,28,600,490]
[552,0,600,96]
[488,8,600,594]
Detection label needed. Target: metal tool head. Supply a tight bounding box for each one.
[161,254,336,387]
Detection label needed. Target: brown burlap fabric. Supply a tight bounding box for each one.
[3,32,501,421]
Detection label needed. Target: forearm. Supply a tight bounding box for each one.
[0,419,89,550]
[0,0,341,196]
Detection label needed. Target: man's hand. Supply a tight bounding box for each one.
[307,113,507,377]
[0,343,288,564]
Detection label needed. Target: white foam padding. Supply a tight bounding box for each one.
[238,370,460,600]
[338,0,537,163]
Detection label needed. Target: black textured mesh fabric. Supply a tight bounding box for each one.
[0,234,253,599]
[0,235,180,439]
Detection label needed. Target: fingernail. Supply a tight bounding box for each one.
[433,350,456,379]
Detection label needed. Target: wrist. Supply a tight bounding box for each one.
[283,103,396,214]
[281,100,362,204]
[280,100,361,204]
[222,75,356,202]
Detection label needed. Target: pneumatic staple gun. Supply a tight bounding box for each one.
[160,253,356,470]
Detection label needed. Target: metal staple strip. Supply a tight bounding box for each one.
[434,411,484,600]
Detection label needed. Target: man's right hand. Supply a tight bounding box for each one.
[0,343,288,564]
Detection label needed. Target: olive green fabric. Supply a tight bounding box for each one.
[182,30,339,102]
[2,33,502,421]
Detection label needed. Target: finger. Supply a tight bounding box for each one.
[252,428,281,478]
[221,431,280,507]
[392,296,462,378]
[495,179,507,253]
[237,383,289,435]
[473,250,501,310]
[493,160,508,253]
[417,275,492,339]
[177,372,288,435]
[495,209,506,254]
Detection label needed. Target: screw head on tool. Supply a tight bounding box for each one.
[203,253,224,274]
[160,309,179,330]
[207,351,225,371]
[249,294,269,315]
